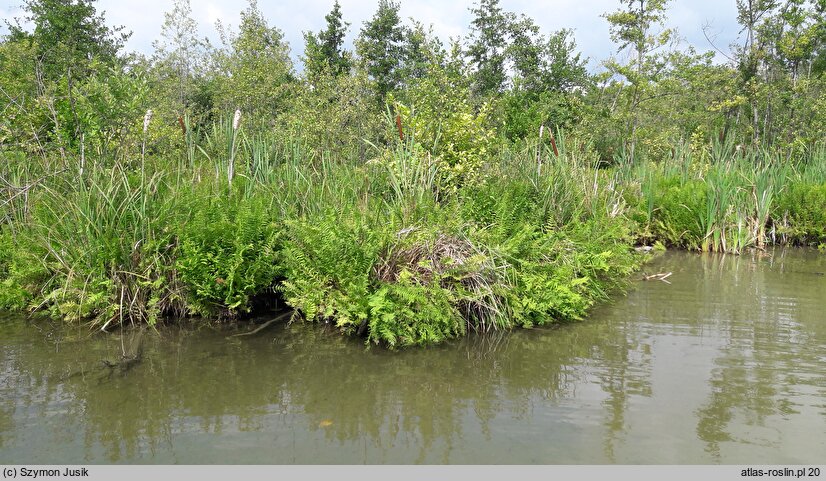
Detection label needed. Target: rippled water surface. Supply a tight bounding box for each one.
[1,249,825,464]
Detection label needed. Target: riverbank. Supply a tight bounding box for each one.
[1,134,825,346]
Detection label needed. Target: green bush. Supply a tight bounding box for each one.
[648,178,708,249]
[278,199,514,347]
[278,212,384,331]
[176,187,283,316]
[0,230,47,310]
[774,183,826,245]
[10,168,182,325]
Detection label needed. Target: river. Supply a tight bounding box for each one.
[1,249,824,464]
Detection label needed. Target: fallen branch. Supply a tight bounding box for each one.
[229,311,293,338]
[642,272,672,283]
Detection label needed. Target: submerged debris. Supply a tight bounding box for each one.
[642,272,672,283]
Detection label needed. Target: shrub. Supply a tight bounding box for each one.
[648,178,708,249]
[774,183,826,245]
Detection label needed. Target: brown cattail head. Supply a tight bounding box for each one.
[550,134,559,157]
[395,114,404,141]
[143,109,153,134]
[233,109,242,131]
[178,116,186,136]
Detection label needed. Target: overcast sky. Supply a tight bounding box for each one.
[0,0,743,70]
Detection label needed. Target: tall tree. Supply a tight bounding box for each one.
[507,15,542,92]
[400,20,444,82]
[0,36,41,152]
[12,0,128,79]
[466,0,512,96]
[603,0,673,160]
[501,25,591,141]
[811,0,826,74]
[730,0,826,145]
[509,22,589,95]
[152,0,203,112]
[303,1,351,79]
[735,0,778,142]
[212,0,294,116]
[355,0,405,99]
[736,0,778,82]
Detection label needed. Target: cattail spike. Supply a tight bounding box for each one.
[395,114,404,141]
[233,109,242,131]
[143,109,153,134]
[550,134,559,157]
[178,116,186,136]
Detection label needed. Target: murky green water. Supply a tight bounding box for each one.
[1,249,825,464]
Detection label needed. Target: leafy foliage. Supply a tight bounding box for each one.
[775,182,826,245]
[176,188,282,316]
[303,0,351,80]
[355,0,406,100]
[210,0,295,116]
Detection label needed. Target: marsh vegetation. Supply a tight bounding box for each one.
[1,0,825,346]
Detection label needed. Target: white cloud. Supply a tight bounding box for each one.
[204,2,225,26]
[0,4,28,35]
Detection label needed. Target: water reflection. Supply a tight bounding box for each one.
[685,251,826,463]
[1,249,825,464]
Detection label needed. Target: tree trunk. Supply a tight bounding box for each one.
[67,65,81,144]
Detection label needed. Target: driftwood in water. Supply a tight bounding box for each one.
[642,272,672,283]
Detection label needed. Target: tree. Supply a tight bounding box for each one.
[812,0,826,75]
[0,37,43,153]
[730,0,826,146]
[506,15,542,92]
[212,0,294,117]
[735,0,778,82]
[8,0,130,144]
[355,0,406,100]
[400,20,444,82]
[734,0,779,142]
[467,1,590,103]
[303,1,351,80]
[540,30,591,92]
[12,0,128,79]
[395,38,495,192]
[509,26,590,96]
[152,0,204,112]
[603,0,673,161]
[502,28,591,140]
[466,0,512,96]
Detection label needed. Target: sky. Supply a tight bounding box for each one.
[0,0,744,70]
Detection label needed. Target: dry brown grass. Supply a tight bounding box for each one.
[373,229,508,333]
